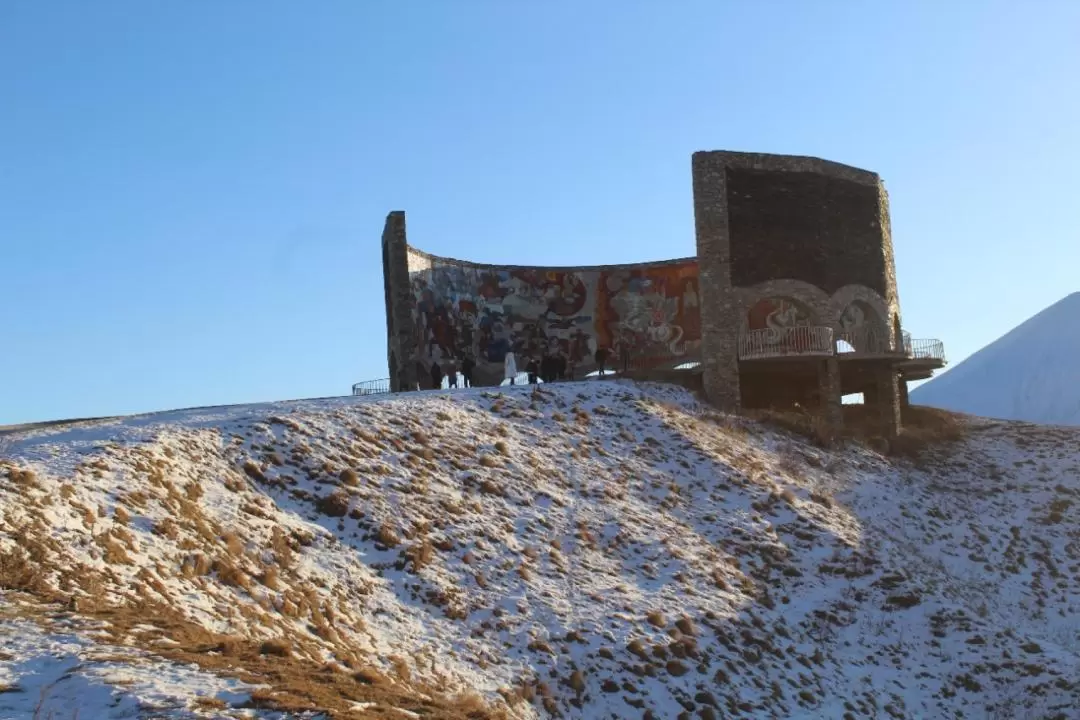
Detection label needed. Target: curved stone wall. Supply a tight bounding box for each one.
[400,246,702,388]
[383,149,910,423]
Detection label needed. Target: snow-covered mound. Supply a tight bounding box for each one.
[2,382,1079,718]
[913,292,1080,425]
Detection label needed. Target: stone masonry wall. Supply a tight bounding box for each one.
[691,153,742,412]
[726,168,885,296]
[690,150,904,421]
[382,211,418,392]
[713,152,901,339]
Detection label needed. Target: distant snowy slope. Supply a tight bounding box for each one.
[912,292,1080,425]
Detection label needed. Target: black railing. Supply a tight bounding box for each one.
[351,378,391,396]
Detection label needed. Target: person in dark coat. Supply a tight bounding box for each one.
[430,360,444,389]
[556,353,568,381]
[595,347,609,377]
[461,355,475,387]
[540,354,553,383]
[526,358,539,385]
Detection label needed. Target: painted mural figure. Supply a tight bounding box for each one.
[747,298,813,354]
[838,301,885,353]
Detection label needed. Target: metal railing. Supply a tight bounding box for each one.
[835,327,890,355]
[352,378,391,396]
[903,336,946,362]
[351,330,946,395]
[739,326,835,360]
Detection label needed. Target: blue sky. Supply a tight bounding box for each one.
[2,1,1078,424]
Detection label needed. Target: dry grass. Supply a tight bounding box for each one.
[406,539,435,573]
[750,404,967,457]
[83,601,509,719]
[3,545,507,720]
[376,522,401,548]
[888,406,967,457]
[0,547,47,594]
[338,468,360,487]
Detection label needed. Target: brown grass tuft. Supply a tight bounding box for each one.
[6,467,39,489]
[152,517,179,540]
[0,548,46,593]
[102,537,133,565]
[257,566,280,590]
[315,491,351,518]
[241,460,266,483]
[406,539,435,573]
[259,638,293,657]
[376,522,401,548]
[352,667,386,685]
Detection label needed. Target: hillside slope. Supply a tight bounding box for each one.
[913,292,1080,425]
[2,382,1079,719]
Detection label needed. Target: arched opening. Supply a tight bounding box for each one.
[837,300,889,355]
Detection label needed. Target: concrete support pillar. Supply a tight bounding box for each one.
[898,375,910,408]
[818,357,842,430]
[875,366,902,438]
[691,152,741,413]
[862,382,879,406]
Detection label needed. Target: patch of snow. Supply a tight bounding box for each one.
[1,380,1078,717]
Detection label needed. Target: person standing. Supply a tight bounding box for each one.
[526,358,539,385]
[430,360,444,390]
[445,358,458,388]
[461,354,475,388]
[540,353,552,384]
[595,347,608,377]
[504,350,518,386]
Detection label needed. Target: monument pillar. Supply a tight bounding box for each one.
[818,357,843,431]
[382,211,418,392]
[691,152,741,413]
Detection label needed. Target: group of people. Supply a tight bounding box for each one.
[426,345,628,390]
[509,347,614,385]
[428,354,476,390]
[521,352,571,385]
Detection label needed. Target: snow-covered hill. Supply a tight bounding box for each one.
[2,382,1079,718]
[913,292,1080,425]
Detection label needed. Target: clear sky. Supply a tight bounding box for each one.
[2,1,1078,424]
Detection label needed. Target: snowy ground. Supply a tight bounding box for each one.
[1,381,1079,718]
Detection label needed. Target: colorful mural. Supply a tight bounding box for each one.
[745,297,816,355]
[747,297,813,333]
[406,254,701,380]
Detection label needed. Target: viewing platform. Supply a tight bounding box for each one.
[353,330,946,396]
